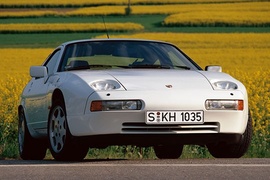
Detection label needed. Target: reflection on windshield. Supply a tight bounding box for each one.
[60,41,198,71]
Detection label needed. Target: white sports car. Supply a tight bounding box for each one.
[18,39,252,161]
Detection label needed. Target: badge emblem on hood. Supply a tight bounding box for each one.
[165,85,173,88]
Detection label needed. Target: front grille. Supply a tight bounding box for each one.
[122,122,219,133]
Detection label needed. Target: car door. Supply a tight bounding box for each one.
[24,49,61,134]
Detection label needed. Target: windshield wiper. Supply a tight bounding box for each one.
[95,64,137,69]
[66,64,190,71]
[174,65,191,70]
[129,64,191,70]
[89,64,113,68]
[66,64,127,70]
[65,66,89,71]
[129,64,172,69]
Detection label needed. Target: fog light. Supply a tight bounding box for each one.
[91,100,142,111]
[205,100,243,110]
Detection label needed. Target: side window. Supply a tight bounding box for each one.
[44,49,61,75]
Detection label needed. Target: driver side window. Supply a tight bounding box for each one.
[44,49,61,75]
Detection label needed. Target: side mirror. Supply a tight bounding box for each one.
[30,66,48,78]
[205,65,222,72]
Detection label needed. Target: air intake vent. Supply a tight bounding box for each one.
[122,122,219,134]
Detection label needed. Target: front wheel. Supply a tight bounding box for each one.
[207,111,253,158]
[154,145,183,159]
[48,100,88,161]
[18,108,47,160]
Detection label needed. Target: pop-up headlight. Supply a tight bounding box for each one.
[91,80,121,91]
[212,81,238,90]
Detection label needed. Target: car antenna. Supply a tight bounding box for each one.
[102,16,110,39]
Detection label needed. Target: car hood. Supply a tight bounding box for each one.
[108,69,212,90]
[71,69,213,91]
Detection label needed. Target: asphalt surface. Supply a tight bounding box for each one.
[0,158,269,180]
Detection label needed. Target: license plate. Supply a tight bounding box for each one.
[146,111,204,124]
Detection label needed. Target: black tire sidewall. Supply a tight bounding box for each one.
[18,108,46,160]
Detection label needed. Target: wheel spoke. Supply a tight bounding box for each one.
[49,106,67,153]
[58,112,67,135]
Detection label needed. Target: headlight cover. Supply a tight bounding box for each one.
[91,80,121,91]
[91,100,142,111]
[205,100,243,110]
[212,81,238,90]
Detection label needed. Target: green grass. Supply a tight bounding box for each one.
[1,15,269,48]
[0,33,105,48]
[0,121,18,159]
[247,134,270,158]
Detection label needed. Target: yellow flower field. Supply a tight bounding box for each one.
[1,1,269,27]
[0,0,250,6]
[0,23,144,33]
[162,1,270,26]
[0,33,269,138]
[132,2,270,15]
[0,48,51,129]
[164,11,270,26]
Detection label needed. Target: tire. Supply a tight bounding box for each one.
[207,111,253,158]
[154,145,183,159]
[48,100,88,161]
[18,108,47,160]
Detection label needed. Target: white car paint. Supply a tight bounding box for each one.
[18,39,251,160]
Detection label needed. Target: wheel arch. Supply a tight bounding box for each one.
[18,105,24,116]
[51,88,65,106]
[18,105,35,137]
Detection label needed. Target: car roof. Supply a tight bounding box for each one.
[61,38,173,47]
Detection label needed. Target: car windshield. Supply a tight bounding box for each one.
[60,40,200,71]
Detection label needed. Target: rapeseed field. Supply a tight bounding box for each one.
[0,23,144,33]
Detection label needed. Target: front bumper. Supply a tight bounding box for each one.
[67,90,248,141]
[67,110,247,135]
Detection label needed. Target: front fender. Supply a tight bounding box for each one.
[54,73,94,117]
